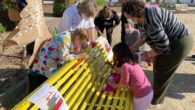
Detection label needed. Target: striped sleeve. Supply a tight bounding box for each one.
[144,7,171,54]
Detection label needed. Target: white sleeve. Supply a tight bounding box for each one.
[56,10,72,33]
[86,18,95,29]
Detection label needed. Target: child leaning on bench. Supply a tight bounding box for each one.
[104,43,153,110]
[94,5,120,45]
[28,29,89,92]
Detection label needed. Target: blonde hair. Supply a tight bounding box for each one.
[78,0,97,17]
[71,29,89,43]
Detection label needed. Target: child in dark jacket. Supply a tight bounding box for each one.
[94,6,120,45]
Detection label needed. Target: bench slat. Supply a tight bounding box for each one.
[118,89,126,110]
[14,102,31,110]
[125,91,132,110]
[88,68,111,109]
[64,67,89,101]
[54,60,85,89]
[80,65,110,109]
[47,60,77,85]
[29,105,39,110]
[71,75,93,109]
[111,89,120,110]
[104,93,113,110]
[67,70,91,108]
[96,93,106,110]
[59,63,88,97]
[64,63,87,101]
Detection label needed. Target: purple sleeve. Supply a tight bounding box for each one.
[121,64,130,86]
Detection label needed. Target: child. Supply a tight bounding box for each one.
[56,0,97,41]
[110,43,153,110]
[124,20,143,63]
[28,29,89,92]
[94,6,120,45]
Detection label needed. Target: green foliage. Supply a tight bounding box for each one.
[2,0,16,10]
[96,0,105,6]
[0,23,6,34]
[53,2,66,17]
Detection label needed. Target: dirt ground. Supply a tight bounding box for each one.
[0,4,195,110]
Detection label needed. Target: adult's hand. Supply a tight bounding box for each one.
[142,50,158,58]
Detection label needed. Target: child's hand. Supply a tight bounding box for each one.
[76,53,89,60]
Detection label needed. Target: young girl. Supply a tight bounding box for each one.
[110,42,153,110]
[28,29,89,92]
[94,6,120,45]
[124,21,143,63]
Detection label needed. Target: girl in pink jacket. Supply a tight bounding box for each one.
[110,42,153,110]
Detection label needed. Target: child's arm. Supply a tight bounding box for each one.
[130,36,145,53]
[108,66,129,89]
[95,27,103,36]
[108,80,127,89]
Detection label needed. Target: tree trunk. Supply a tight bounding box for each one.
[177,0,180,3]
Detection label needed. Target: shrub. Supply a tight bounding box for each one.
[0,23,6,34]
[0,0,17,30]
[53,2,66,17]
[2,0,16,10]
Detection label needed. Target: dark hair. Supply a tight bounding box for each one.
[113,43,138,67]
[122,0,145,18]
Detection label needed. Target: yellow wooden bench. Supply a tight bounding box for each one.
[13,43,132,110]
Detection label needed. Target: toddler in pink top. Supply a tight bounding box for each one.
[110,43,153,110]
